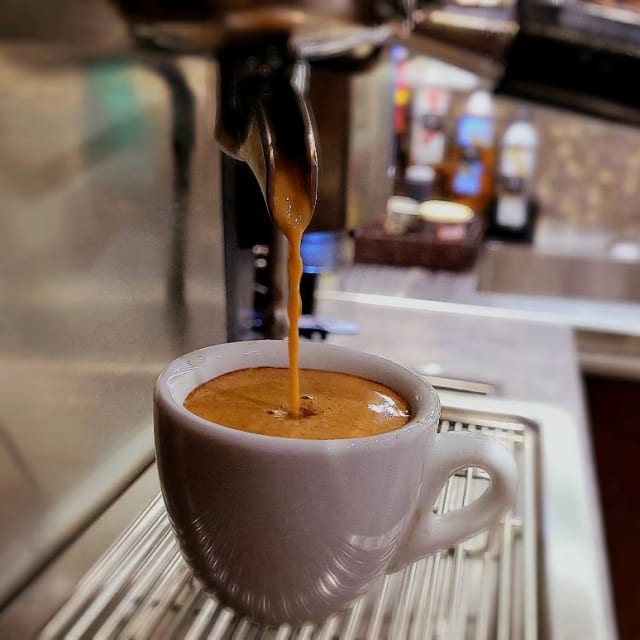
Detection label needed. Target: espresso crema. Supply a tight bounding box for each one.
[184,367,411,439]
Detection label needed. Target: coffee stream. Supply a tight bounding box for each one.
[186,155,413,436]
[270,155,313,418]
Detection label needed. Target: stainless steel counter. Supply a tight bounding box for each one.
[316,291,588,421]
[323,255,640,380]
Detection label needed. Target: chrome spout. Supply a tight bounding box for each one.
[215,40,318,219]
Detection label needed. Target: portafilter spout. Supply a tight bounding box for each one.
[215,38,318,222]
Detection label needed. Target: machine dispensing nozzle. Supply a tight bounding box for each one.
[215,38,318,222]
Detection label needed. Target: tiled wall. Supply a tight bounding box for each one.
[499,99,640,234]
[440,88,640,233]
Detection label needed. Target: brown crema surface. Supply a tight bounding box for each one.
[183,367,411,439]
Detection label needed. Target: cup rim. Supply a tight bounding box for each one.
[154,340,440,451]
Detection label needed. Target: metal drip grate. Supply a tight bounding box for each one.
[39,417,537,640]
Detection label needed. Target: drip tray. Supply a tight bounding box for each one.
[39,414,537,640]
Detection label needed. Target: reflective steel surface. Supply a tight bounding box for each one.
[0,53,226,605]
[323,252,640,379]
[478,238,640,304]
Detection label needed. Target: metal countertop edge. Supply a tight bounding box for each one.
[316,289,640,340]
[439,391,617,640]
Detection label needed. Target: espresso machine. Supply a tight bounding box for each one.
[112,0,404,341]
[2,0,400,339]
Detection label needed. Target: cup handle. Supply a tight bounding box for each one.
[387,431,518,572]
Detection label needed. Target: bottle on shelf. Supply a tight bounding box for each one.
[410,86,449,163]
[404,165,435,203]
[487,107,539,243]
[448,89,496,216]
[391,45,411,193]
[406,84,450,199]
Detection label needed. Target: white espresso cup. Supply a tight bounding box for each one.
[154,340,517,625]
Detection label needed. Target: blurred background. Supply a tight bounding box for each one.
[1,0,639,638]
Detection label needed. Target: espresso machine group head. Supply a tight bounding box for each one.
[114,0,406,185]
[109,0,407,339]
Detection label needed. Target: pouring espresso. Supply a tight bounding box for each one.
[111,7,389,417]
[215,41,318,416]
[270,154,314,416]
